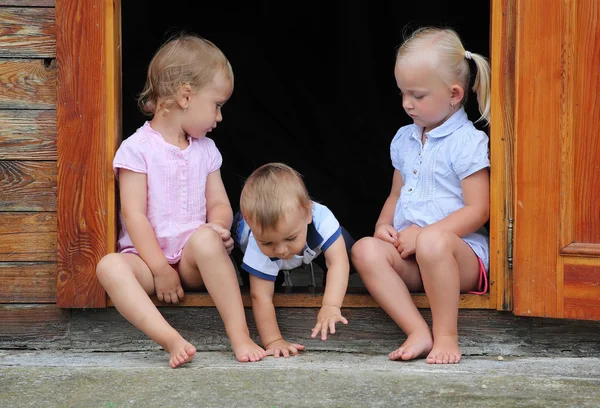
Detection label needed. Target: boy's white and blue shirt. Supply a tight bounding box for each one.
[390,107,490,271]
[236,202,341,281]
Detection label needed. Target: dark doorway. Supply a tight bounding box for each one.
[121,1,490,247]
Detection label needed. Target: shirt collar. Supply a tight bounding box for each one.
[410,107,469,140]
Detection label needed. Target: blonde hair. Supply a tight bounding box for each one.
[396,27,491,125]
[137,32,233,116]
[240,163,311,231]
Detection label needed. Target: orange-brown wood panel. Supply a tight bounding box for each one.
[513,0,564,317]
[0,110,56,160]
[55,0,120,308]
[0,212,56,262]
[0,59,56,109]
[0,7,55,58]
[563,263,600,320]
[0,262,56,303]
[0,161,56,211]
[572,1,600,246]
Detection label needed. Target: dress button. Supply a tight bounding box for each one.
[408,188,413,192]
[413,170,418,174]
[182,187,187,192]
[182,203,187,209]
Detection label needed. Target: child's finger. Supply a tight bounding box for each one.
[311,323,321,338]
[177,287,185,300]
[329,320,336,335]
[321,323,328,340]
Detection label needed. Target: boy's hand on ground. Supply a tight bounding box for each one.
[152,264,185,304]
[264,339,305,358]
[200,223,234,254]
[312,305,348,340]
[374,224,398,244]
[395,225,421,258]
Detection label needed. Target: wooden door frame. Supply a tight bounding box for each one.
[55,0,514,310]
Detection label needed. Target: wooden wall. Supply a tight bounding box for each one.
[0,0,70,341]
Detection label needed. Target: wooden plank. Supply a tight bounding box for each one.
[0,59,56,109]
[513,0,564,317]
[0,212,56,262]
[0,304,70,348]
[107,288,491,309]
[563,263,600,320]
[0,1,54,6]
[0,110,56,160]
[0,7,55,58]
[490,0,516,311]
[0,262,56,303]
[561,243,600,257]
[0,161,56,211]
[55,0,120,308]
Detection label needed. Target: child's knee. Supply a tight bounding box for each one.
[415,228,453,263]
[188,227,223,255]
[96,253,125,281]
[351,237,382,268]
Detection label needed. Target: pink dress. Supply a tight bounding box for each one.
[113,122,223,263]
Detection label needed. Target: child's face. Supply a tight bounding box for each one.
[183,70,233,138]
[249,205,312,260]
[394,61,460,133]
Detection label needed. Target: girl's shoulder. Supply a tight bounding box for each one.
[391,123,418,145]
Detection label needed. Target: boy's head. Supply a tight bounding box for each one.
[240,163,312,260]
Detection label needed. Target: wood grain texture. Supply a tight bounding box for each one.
[0,304,69,346]
[572,0,600,245]
[0,1,54,6]
[0,161,56,211]
[55,0,120,308]
[563,263,600,320]
[0,110,56,160]
[513,0,564,317]
[0,212,56,262]
[0,59,56,109]
[490,0,516,311]
[0,7,55,57]
[0,262,56,303]
[561,243,600,257]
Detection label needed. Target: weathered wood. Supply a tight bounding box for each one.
[0,1,54,6]
[0,59,56,109]
[0,262,56,303]
[0,212,56,262]
[490,0,516,311]
[66,308,600,357]
[0,305,70,348]
[55,0,120,308]
[0,110,56,160]
[0,7,55,58]
[0,161,56,211]
[107,288,490,309]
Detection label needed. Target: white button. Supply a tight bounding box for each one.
[182,187,187,192]
[182,204,187,209]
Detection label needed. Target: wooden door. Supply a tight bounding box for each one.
[513,0,600,320]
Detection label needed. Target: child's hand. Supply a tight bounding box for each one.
[395,225,421,258]
[200,223,234,254]
[264,339,305,358]
[152,264,185,304]
[374,224,398,244]
[311,305,348,340]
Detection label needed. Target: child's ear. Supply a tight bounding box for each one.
[177,83,193,110]
[450,84,465,107]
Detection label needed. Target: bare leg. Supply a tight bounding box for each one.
[179,227,266,362]
[415,228,480,364]
[352,237,432,361]
[96,253,196,368]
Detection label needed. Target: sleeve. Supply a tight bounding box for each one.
[203,137,223,173]
[451,130,490,180]
[311,203,342,252]
[390,126,410,171]
[240,235,280,281]
[113,137,147,177]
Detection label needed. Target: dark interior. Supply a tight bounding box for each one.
[121,1,490,283]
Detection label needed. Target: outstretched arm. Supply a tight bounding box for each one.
[312,235,349,340]
[203,169,234,253]
[249,275,305,357]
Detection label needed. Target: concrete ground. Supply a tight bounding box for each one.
[1,350,599,407]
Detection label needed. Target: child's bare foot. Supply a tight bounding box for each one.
[426,334,461,364]
[388,328,433,361]
[164,337,196,368]
[231,336,266,362]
